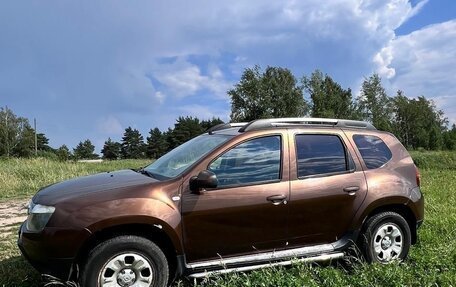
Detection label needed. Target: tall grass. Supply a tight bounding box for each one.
[410,150,456,170]
[193,169,456,287]
[0,154,455,286]
[0,158,151,200]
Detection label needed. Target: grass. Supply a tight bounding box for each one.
[193,168,456,287]
[0,158,150,287]
[0,158,151,200]
[0,155,455,286]
[409,150,456,170]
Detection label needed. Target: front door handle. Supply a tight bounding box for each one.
[267,194,287,205]
[343,186,360,194]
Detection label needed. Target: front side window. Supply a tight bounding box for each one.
[295,134,350,177]
[208,136,281,188]
[353,135,392,169]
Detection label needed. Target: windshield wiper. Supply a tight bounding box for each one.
[136,167,157,179]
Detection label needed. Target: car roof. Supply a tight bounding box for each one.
[208,118,378,136]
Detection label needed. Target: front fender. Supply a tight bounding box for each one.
[59,198,183,254]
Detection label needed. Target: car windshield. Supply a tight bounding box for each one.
[144,134,232,179]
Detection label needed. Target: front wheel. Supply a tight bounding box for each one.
[360,211,411,263]
[80,235,169,287]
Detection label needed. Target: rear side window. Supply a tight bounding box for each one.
[295,134,350,177]
[353,135,392,169]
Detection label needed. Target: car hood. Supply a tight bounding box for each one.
[33,169,159,206]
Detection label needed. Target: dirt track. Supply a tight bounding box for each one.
[0,199,28,238]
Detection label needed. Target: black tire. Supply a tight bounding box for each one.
[80,235,169,287]
[360,211,411,263]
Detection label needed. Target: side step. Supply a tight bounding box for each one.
[184,233,355,278]
[188,243,335,269]
[188,252,344,278]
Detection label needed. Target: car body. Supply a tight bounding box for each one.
[18,118,424,286]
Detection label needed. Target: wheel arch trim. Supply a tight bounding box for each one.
[84,216,183,254]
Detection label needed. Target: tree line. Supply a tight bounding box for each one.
[0,109,223,160]
[1,65,455,160]
[98,117,223,160]
[229,66,455,150]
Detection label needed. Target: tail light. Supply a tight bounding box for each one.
[415,165,421,187]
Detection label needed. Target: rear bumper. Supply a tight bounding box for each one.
[409,187,424,244]
[410,186,424,221]
[17,222,90,280]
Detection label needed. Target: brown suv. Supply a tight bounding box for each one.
[18,118,424,286]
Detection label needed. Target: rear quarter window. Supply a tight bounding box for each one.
[353,134,392,169]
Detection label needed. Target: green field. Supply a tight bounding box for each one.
[0,158,152,200]
[0,154,455,286]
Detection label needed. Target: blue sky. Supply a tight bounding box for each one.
[1,0,455,152]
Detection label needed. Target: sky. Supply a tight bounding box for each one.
[1,0,455,152]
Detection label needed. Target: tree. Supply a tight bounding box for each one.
[392,91,414,148]
[168,116,204,149]
[392,92,447,150]
[55,145,71,161]
[443,124,456,150]
[163,128,175,153]
[429,125,443,150]
[201,117,224,131]
[101,138,121,160]
[121,127,145,159]
[146,128,168,159]
[73,139,98,160]
[12,125,35,157]
[0,106,35,157]
[229,65,307,122]
[412,96,446,150]
[303,70,357,119]
[37,133,52,152]
[357,74,393,131]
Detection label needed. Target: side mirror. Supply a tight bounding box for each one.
[189,170,218,193]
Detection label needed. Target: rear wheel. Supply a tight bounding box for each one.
[81,235,169,287]
[360,211,411,263]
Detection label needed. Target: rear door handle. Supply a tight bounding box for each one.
[266,194,287,205]
[343,186,360,193]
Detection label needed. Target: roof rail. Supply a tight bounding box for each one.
[207,122,248,134]
[238,118,376,132]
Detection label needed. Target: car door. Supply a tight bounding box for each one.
[287,130,368,246]
[181,132,290,263]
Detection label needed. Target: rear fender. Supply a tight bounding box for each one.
[350,195,410,231]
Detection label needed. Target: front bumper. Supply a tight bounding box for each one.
[17,222,91,280]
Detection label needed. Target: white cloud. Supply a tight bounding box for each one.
[433,96,456,125]
[155,91,165,104]
[405,0,429,21]
[0,0,440,150]
[375,20,456,123]
[117,67,163,106]
[1,0,426,104]
[97,116,123,135]
[152,58,231,98]
[374,46,396,78]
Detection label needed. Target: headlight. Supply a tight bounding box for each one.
[26,203,55,232]
[410,186,422,201]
